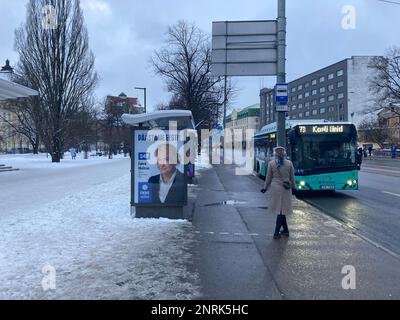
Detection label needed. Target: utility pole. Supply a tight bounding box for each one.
[276,0,287,148]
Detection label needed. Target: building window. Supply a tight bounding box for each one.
[291,96,296,102]
[339,103,345,110]
[305,111,310,116]
[320,97,326,103]
[319,86,326,93]
[292,105,297,111]
[312,99,317,106]
[328,106,335,112]
[319,76,325,83]
[298,94,303,99]
[299,113,303,118]
[337,92,344,99]
[320,107,326,114]
[337,69,344,77]
[328,95,335,101]
[328,84,334,91]
[339,115,345,121]
[291,87,296,93]
[337,81,344,88]
[305,101,310,107]
[305,82,310,88]
[298,103,303,109]
[305,91,310,98]
[312,89,317,95]
[328,73,334,80]
[312,79,317,85]
[312,109,318,115]
[298,84,303,90]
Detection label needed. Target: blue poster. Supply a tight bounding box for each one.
[138,182,152,203]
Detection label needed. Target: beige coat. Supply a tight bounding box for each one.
[263,159,295,215]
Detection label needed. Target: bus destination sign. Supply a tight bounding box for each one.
[298,125,348,135]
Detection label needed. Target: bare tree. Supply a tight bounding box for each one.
[358,117,389,148]
[368,47,400,116]
[151,20,236,130]
[14,0,98,162]
[63,96,97,151]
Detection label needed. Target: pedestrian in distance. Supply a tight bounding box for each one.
[368,146,373,157]
[356,147,363,170]
[391,146,397,159]
[260,146,296,239]
[69,147,77,160]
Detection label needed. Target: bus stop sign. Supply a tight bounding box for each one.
[275,83,288,103]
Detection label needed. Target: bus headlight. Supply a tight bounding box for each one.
[347,180,353,186]
[299,181,306,187]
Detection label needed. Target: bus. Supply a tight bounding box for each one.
[254,120,359,192]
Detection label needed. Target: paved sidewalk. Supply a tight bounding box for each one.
[190,164,400,299]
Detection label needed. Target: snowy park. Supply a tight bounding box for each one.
[0,153,201,299]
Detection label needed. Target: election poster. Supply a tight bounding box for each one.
[134,129,186,206]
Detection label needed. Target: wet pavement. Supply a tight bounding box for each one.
[299,159,400,256]
[190,163,400,299]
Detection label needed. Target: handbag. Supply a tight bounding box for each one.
[276,162,292,190]
[282,181,291,190]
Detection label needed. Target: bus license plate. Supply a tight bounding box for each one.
[321,185,335,190]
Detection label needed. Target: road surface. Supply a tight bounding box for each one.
[298,158,400,256]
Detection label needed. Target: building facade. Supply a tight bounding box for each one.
[225,104,260,148]
[260,56,381,128]
[0,60,32,153]
[0,101,33,153]
[378,107,400,147]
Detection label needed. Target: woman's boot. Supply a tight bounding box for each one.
[273,214,284,239]
[280,215,289,237]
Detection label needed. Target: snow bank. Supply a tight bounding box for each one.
[0,173,200,300]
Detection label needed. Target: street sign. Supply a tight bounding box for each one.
[211,20,278,77]
[275,83,288,103]
[276,104,288,112]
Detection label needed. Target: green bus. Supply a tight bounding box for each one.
[254,120,359,191]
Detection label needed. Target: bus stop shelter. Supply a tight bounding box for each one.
[122,110,197,219]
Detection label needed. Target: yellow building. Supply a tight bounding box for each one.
[0,101,32,153]
[0,59,38,153]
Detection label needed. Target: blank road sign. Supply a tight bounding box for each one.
[211,63,277,77]
[212,20,277,36]
[211,20,278,77]
[211,49,277,63]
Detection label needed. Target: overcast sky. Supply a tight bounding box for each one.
[1,0,400,115]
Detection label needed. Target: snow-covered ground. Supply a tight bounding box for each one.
[0,152,128,170]
[0,153,202,300]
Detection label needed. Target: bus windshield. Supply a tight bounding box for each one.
[291,135,357,173]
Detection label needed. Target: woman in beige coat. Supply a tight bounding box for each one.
[261,146,295,239]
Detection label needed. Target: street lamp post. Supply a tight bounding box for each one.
[134,87,147,113]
